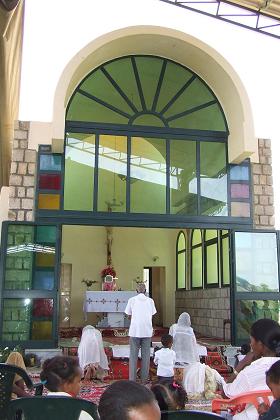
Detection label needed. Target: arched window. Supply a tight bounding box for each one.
[191,229,203,288]
[63,55,229,219]
[176,231,186,289]
[205,230,219,287]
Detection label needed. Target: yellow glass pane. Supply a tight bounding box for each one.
[192,229,202,246]
[32,321,52,340]
[38,194,60,210]
[35,253,55,267]
[205,230,217,241]
[178,232,186,252]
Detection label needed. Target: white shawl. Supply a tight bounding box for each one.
[169,312,200,364]
[78,325,109,371]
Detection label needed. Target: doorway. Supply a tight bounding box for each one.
[145,266,166,327]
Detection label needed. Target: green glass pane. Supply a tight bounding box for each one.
[66,92,128,124]
[236,300,280,343]
[132,114,165,127]
[130,137,166,213]
[104,58,142,111]
[177,252,186,289]
[192,229,202,246]
[200,142,228,216]
[135,56,163,110]
[64,133,95,211]
[222,236,230,285]
[164,78,215,119]
[36,226,56,243]
[156,61,193,113]
[206,243,218,285]
[235,232,279,292]
[178,232,186,252]
[205,230,217,241]
[169,103,227,131]
[98,134,127,212]
[80,70,133,116]
[192,247,203,288]
[2,299,31,341]
[170,140,197,215]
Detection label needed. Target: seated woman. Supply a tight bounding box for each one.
[221,318,280,419]
[78,325,109,381]
[5,351,29,399]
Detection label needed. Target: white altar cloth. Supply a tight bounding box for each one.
[84,291,137,313]
[112,345,154,358]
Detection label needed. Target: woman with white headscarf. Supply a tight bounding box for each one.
[78,325,109,381]
[169,313,223,399]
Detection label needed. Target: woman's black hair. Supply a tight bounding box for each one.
[40,355,80,392]
[151,382,187,411]
[251,319,280,356]
[266,360,280,384]
[98,380,158,420]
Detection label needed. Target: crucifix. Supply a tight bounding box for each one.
[106,226,113,266]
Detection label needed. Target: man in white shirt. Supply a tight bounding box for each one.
[125,282,157,382]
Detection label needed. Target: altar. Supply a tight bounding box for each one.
[84,291,137,327]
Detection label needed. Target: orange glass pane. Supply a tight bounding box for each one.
[231,202,250,217]
[35,253,55,267]
[38,194,60,210]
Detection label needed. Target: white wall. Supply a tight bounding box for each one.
[61,225,178,328]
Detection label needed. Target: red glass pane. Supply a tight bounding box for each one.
[39,174,61,190]
[231,183,249,199]
[32,299,53,317]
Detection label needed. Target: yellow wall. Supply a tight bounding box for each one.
[61,225,178,328]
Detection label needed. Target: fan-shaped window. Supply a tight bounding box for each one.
[66,56,227,132]
[176,231,186,289]
[191,229,203,288]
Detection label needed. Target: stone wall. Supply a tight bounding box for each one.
[175,288,231,340]
[252,139,274,229]
[8,121,36,222]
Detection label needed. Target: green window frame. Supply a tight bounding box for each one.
[204,230,219,288]
[176,231,186,290]
[220,230,230,286]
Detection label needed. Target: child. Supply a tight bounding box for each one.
[151,382,188,411]
[154,334,176,384]
[258,360,280,419]
[40,355,93,420]
[98,380,161,420]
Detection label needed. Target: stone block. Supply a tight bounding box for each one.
[22,199,33,210]
[259,175,267,185]
[264,139,271,148]
[253,174,259,184]
[263,148,271,157]
[15,129,28,140]
[19,121,30,130]
[264,206,274,216]
[269,216,275,226]
[9,198,21,209]
[23,176,34,187]
[258,139,265,147]
[18,162,27,175]
[26,188,34,198]
[269,196,274,205]
[17,187,26,198]
[253,185,263,195]
[10,175,22,186]
[27,163,36,175]
[14,121,20,130]
[24,149,37,163]
[255,205,264,215]
[267,157,272,164]
[9,186,16,198]
[254,215,260,225]
[259,195,268,205]
[19,140,28,149]
[264,186,273,195]
[263,165,272,175]
[259,156,267,164]
[13,140,19,149]
[252,164,262,175]
[260,215,269,225]
[12,149,24,162]
[8,210,17,220]
[10,162,17,173]
[254,195,259,204]
[267,176,273,186]
[17,211,25,221]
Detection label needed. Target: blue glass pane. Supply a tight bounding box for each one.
[36,226,56,243]
[40,155,62,171]
[230,165,249,181]
[33,271,54,290]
